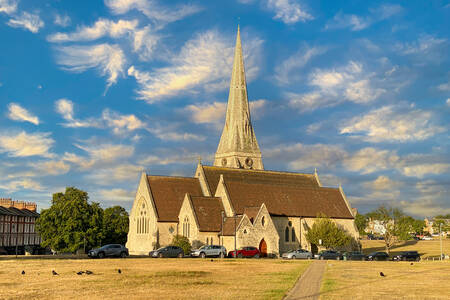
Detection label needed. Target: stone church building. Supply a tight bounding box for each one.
[126,27,358,256]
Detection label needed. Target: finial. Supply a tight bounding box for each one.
[339,182,342,189]
[198,155,202,165]
[314,167,317,175]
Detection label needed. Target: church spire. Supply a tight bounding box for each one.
[214,26,263,170]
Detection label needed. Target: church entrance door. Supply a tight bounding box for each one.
[259,239,267,257]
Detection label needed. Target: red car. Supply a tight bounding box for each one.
[228,246,260,258]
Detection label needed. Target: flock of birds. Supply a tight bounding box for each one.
[20,269,122,276]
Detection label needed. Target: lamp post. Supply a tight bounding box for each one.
[440,223,443,261]
[221,211,224,247]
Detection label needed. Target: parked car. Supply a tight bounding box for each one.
[149,246,184,258]
[365,251,390,261]
[392,251,421,261]
[422,236,433,241]
[316,250,342,260]
[342,251,366,261]
[191,245,227,258]
[228,246,260,258]
[282,249,313,259]
[88,244,129,258]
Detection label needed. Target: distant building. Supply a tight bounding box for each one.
[0,198,41,254]
[365,219,387,235]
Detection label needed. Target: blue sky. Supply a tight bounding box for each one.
[0,0,449,217]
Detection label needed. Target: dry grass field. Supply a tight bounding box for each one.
[361,238,450,258]
[0,258,310,300]
[319,260,450,300]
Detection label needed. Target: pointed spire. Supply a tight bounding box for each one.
[214,25,263,170]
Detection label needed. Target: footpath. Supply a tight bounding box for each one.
[284,261,326,300]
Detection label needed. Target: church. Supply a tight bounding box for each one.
[126,27,359,256]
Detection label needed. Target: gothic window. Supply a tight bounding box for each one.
[183,217,190,238]
[285,227,289,242]
[206,237,209,245]
[292,228,296,242]
[261,216,265,227]
[211,237,213,245]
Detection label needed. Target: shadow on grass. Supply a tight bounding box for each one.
[362,240,419,256]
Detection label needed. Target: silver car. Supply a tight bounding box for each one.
[191,245,227,258]
[282,249,313,259]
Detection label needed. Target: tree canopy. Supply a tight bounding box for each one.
[305,215,356,250]
[171,235,191,255]
[354,213,368,235]
[102,206,129,245]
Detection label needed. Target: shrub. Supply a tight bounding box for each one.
[171,235,192,255]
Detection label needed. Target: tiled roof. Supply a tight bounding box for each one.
[222,216,243,236]
[224,181,354,219]
[243,207,260,223]
[190,196,224,232]
[0,206,39,217]
[202,165,319,195]
[148,176,203,222]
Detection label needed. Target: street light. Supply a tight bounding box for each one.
[440,223,443,261]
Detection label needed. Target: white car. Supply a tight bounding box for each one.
[191,245,227,258]
[422,236,433,240]
[281,249,313,259]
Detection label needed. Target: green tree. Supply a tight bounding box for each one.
[102,206,129,245]
[354,213,368,235]
[305,215,354,250]
[36,187,103,253]
[171,235,191,255]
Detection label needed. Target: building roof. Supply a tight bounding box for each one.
[222,216,243,236]
[202,165,319,195]
[224,180,354,219]
[147,176,203,222]
[0,206,39,217]
[243,207,260,223]
[190,196,224,232]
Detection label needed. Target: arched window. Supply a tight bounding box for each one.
[183,217,190,238]
[261,216,265,227]
[211,237,213,245]
[206,237,209,245]
[285,227,289,242]
[292,228,296,242]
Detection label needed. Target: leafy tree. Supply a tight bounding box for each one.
[171,235,191,255]
[306,215,354,250]
[432,218,450,232]
[102,206,129,245]
[36,187,103,253]
[354,213,368,235]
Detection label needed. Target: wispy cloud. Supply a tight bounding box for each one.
[7,103,39,125]
[54,13,71,27]
[55,98,99,128]
[101,109,145,134]
[7,11,44,33]
[340,103,446,142]
[0,0,17,14]
[55,44,126,89]
[96,188,135,201]
[239,0,313,24]
[0,178,43,192]
[128,29,263,102]
[0,131,54,158]
[147,125,205,142]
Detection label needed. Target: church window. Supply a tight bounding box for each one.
[292,228,296,242]
[211,237,214,245]
[183,217,190,238]
[261,216,265,227]
[285,227,290,242]
[243,229,247,234]
[206,237,209,245]
[288,221,292,227]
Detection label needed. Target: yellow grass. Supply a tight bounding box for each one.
[319,260,450,300]
[361,238,450,258]
[0,258,310,300]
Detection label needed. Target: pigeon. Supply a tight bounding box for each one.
[410,263,414,265]
[52,270,59,276]
[117,269,121,274]
[85,270,93,275]
[379,272,385,277]
[21,270,25,275]
[210,259,213,262]
[76,271,84,275]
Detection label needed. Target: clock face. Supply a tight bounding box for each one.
[221,158,227,166]
[245,157,253,167]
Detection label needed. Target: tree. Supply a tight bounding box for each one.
[171,235,191,255]
[102,206,129,245]
[354,213,368,235]
[305,215,354,250]
[36,187,103,253]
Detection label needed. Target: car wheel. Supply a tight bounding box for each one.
[120,252,127,258]
[320,256,324,260]
[253,254,259,258]
[237,253,243,258]
[158,253,164,258]
[292,255,296,260]
[416,257,420,262]
[375,257,379,261]
[177,252,183,258]
[98,252,105,259]
[219,252,224,258]
[200,252,206,259]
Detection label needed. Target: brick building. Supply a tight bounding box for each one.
[0,198,41,254]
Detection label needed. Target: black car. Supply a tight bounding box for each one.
[317,250,342,260]
[342,251,366,261]
[149,246,184,258]
[392,251,421,261]
[366,251,389,261]
[88,244,129,258]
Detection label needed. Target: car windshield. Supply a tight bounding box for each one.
[368,252,378,256]
[198,246,207,250]
[156,247,166,251]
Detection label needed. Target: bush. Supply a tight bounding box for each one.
[171,235,191,255]
[306,214,354,250]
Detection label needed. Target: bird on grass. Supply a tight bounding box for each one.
[410,263,414,265]
[85,270,93,275]
[210,259,213,262]
[379,272,386,277]
[52,270,59,276]
[21,270,25,275]
[117,269,122,274]
[76,271,84,275]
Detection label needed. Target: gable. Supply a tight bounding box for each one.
[190,196,224,232]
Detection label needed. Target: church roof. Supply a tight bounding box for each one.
[223,180,354,219]
[201,165,319,195]
[243,207,260,223]
[190,196,224,232]
[222,216,243,236]
[147,176,203,222]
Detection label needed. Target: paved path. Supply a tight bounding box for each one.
[284,261,326,300]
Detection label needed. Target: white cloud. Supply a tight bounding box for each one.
[54,14,71,27]
[400,163,450,178]
[97,188,135,201]
[0,131,54,157]
[344,147,400,174]
[266,0,313,24]
[0,0,17,14]
[438,82,450,91]
[147,126,205,142]
[48,18,139,43]
[55,98,99,128]
[128,30,263,102]
[340,104,445,142]
[102,109,145,134]
[399,35,447,55]
[363,175,402,191]
[87,164,142,184]
[32,160,71,176]
[7,11,44,33]
[447,98,450,106]
[104,0,201,23]
[7,103,39,125]
[274,45,326,85]
[0,178,43,192]
[56,44,126,89]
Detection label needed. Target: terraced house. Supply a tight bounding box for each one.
[126,27,359,256]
